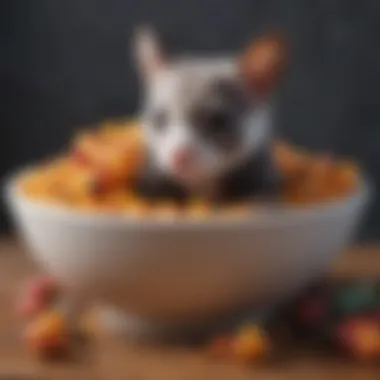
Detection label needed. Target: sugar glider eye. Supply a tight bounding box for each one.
[193,107,237,150]
[151,109,168,132]
[203,109,233,134]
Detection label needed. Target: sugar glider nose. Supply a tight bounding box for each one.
[171,147,197,173]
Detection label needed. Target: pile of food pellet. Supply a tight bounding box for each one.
[17,277,380,363]
[18,119,361,218]
[17,278,92,360]
[207,279,380,364]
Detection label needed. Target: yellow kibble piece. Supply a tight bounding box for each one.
[232,325,270,363]
[25,310,69,358]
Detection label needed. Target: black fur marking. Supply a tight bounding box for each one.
[216,145,282,204]
[135,145,282,205]
[135,163,187,203]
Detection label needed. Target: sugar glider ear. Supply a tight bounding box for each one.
[240,33,288,99]
[132,25,168,80]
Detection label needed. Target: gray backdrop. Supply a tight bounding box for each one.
[2,0,380,240]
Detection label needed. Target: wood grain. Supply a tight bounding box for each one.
[0,236,379,380]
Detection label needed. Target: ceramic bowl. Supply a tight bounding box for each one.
[5,169,370,336]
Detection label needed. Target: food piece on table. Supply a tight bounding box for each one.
[17,277,58,320]
[285,282,334,344]
[295,294,330,328]
[333,281,378,318]
[335,316,380,361]
[24,310,70,359]
[232,325,270,363]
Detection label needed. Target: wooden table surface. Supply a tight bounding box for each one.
[1,237,380,380]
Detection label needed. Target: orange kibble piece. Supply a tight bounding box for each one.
[353,327,380,361]
[334,162,360,195]
[274,142,310,179]
[283,155,334,204]
[232,325,270,363]
[305,156,335,200]
[25,311,69,358]
[337,319,380,361]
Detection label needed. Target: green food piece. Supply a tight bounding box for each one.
[334,281,378,317]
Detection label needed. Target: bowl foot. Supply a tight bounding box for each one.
[98,306,279,343]
[98,309,184,342]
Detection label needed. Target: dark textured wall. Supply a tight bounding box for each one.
[2,0,380,239]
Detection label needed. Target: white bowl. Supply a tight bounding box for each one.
[5,168,370,334]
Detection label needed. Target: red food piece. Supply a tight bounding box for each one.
[296,295,329,327]
[17,277,58,320]
[335,316,380,361]
[29,277,57,300]
[88,170,116,196]
[72,148,91,167]
[18,297,42,320]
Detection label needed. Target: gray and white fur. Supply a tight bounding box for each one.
[133,27,282,204]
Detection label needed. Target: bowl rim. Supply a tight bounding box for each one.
[3,165,372,230]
